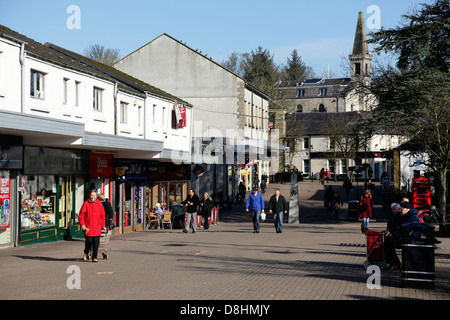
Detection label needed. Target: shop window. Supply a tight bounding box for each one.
[0,171,11,230]
[20,175,56,230]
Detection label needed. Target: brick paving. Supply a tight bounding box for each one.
[0,180,449,304]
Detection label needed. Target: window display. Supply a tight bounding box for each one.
[20,176,56,230]
[0,171,11,229]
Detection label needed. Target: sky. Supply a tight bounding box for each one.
[0,0,434,78]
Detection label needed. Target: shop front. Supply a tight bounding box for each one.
[19,146,90,245]
[0,135,23,247]
[146,163,191,210]
[114,159,158,233]
[89,152,114,226]
[113,160,190,233]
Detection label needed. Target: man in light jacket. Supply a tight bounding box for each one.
[268,188,288,233]
[246,187,265,233]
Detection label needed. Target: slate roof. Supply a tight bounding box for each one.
[286,111,369,135]
[275,77,355,99]
[0,24,190,105]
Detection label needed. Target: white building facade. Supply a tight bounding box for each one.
[0,25,192,247]
[114,34,274,202]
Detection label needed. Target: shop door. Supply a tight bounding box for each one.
[58,176,74,240]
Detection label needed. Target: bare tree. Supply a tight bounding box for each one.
[84,44,121,66]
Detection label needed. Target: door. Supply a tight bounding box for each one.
[58,176,73,240]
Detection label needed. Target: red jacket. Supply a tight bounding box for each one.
[359,195,374,218]
[79,199,105,237]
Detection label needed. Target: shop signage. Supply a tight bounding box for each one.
[147,163,190,181]
[90,153,114,178]
[0,175,11,229]
[174,104,187,128]
[0,135,23,170]
[192,164,205,178]
[114,159,159,181]
[24,146,90,175]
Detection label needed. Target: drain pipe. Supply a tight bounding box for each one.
[114,82,118,135]
[19,42,26,113]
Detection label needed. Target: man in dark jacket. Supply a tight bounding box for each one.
[383,202,421,270]
[268,188,288,233]
[182,189,200,233]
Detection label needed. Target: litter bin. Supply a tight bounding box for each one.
[347,200,359,220]
[401,222,435,289]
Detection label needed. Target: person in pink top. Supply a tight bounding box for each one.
[79,190,106,262]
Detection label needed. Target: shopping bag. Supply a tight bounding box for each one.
[261,212,266,221]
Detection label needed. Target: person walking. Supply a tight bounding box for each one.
[324,185,334,212]
[98,193,113,230]
[332,191,343,219]
[268,188,288,233]
[238,181,246,204]
[79,190,106,262]
[246,187,265,233]
[200,192,213,230]
[359,189,374,233]
[260,180,266,194]
[343,177,353,201]
[182,189,200,234]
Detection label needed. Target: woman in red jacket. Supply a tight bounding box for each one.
[359,189,374,233]
[79,191,106,262]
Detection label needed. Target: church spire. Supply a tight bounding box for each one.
[349,11,372,80]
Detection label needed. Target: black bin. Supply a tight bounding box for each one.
[401,222,435,289]
[347,200,359,220]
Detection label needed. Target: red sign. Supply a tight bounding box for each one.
[178,105,187,128]
[90,153,114,178]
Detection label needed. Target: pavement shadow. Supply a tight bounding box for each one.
[13,255,81,262]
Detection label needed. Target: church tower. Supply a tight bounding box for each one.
[349,11,372,82]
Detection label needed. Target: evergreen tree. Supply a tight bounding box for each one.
[367,0,450,225]
[241,46,280,94]
[283,49,307,81]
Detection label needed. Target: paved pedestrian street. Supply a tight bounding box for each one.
[1,181,449,313]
